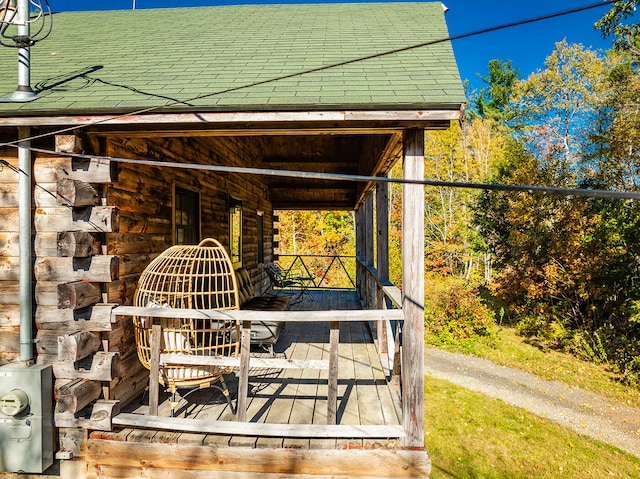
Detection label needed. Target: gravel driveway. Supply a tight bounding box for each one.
[424,348,640,458]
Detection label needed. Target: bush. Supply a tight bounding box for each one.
[424,276,496,346]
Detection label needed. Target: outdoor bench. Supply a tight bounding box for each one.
[235,267,289,351]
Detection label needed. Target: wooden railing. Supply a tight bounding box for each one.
[356,259,403,384]
[276,254,356,289]
[112,307,404,439]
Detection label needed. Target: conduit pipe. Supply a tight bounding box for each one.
[18,126,33,363]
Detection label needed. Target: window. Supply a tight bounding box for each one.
[229,198,243,267]
[174,186,200,245]
[257,211,264,265]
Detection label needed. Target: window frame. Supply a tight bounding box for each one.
[173,184,201,245]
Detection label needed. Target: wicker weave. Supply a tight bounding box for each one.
[133,238,241,390]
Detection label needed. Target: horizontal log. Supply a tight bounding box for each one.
[0,182,58,208]
[51,352,119,382]
[0,304,20,327]
[26,156,116,184]
[107,188,168,216]
[57,178,100,207]
[55,378,102,414]
[0,232,19,257]
[105,233,170,255]
[58,427,88,459]
[107,275,138,305]
[36,304,116,331]
[57,231,102,257]
[0,257,19,281]
[108,366,147,405]
[0,207,17,231]
[118,211,171,234]
[34,206,119,233]
[36,281,63,306]
[35,256,119,282]
[35,330,63,356]
[55,379,102,414]
[119,252,158,277]
[85,439,432,478]
[58,331,102,362]
[113,306,405,322]
[58,281,103,309]
[55,399,119,431]
[0,326,19,355]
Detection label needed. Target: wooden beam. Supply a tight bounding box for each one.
[55,379,102,414]
[58,331,102,362]
[57,179,100,207]
[112,414,404,439]
[35,256,119,282]
[34,206,119,233]
[57,231,102,257]
[0,109,461,128]
[57,281,103,309]
[401,128,425,448]
[160,354,328,370]
[36,304,116,331]
[112,306,404,322]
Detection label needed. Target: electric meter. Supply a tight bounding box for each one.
[0,389,29,417]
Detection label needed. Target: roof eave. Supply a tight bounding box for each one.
[0,106,464,129]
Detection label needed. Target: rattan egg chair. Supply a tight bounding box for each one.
[133,238,241,416]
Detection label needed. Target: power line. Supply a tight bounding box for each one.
[0,1,614,148]
[26,146,640,201]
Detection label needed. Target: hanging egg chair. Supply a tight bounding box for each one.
[133,238,241,415]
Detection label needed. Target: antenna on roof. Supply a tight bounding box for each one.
[0,0,52,102]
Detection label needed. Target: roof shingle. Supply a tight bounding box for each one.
[0,2,465,115]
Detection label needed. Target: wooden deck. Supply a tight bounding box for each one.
[98,290,400,446]
[86,290,431,478]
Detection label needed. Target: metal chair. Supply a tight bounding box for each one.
[264,262,311,303]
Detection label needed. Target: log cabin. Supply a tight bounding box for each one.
[0,3,465,478]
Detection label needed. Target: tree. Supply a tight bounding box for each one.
[474,59,519,123]
[596,0,640,54]
[509,41,608,169]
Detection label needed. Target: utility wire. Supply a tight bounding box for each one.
[26,146,640,201]
[0,0,614,148]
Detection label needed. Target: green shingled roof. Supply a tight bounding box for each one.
[0,2,465,116]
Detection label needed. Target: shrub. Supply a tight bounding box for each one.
[424,276,496,346]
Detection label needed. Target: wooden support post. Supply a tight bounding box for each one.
[363,193,374,308]
[149,322,161,416]
[376,180,390,357]
[327,321,339,425]
[355,206,364,295]
[237,320,251,423]
[401,128,425,448]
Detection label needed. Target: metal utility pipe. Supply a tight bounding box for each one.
[18,126,33,363]
[11,0,36,101]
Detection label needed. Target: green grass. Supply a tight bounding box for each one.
[424,376,640,479]
[434,326,640,409]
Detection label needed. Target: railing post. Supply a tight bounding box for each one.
[327,321,339,425]
[149,322,161,416]
[237,320,251,422]
[376,179,390,359]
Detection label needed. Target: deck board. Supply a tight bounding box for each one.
[107,290,401,451]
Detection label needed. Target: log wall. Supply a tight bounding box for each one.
[0,132,275,459]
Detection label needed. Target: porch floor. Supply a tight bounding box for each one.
[95,290,401,450]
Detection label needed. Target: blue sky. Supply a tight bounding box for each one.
[49,0,617,91]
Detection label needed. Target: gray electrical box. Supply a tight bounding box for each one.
[0,363,54,473]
